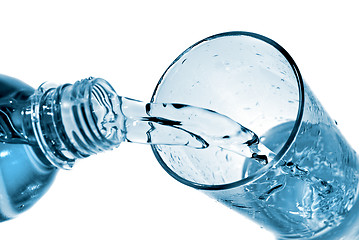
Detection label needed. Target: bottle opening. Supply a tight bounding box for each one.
[31,78,123,169]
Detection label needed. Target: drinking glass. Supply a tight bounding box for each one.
[150,32,359,239]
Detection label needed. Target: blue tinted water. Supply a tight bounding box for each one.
[0,143,57,221]
[207,122,359,239]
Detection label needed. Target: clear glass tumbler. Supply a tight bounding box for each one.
[150,32,359,239]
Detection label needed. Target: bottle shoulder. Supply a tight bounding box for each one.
[0,75,34,145]
[0,74,34,100]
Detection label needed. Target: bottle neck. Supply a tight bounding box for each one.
[29,77,124,169]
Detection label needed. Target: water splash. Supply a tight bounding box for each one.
[116,97,275,164]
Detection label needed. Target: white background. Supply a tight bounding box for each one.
[1,1,359,239]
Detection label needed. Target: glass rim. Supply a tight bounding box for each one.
[151,31,305,191]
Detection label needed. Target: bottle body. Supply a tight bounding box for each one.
[0,138,57,221]
[0,74,57,221]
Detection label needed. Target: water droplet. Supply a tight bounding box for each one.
[252,153,268,165]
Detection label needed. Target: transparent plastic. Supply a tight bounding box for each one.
[151,32,359,239]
